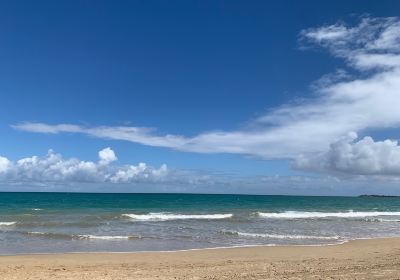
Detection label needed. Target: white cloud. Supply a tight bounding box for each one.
[11,17,400,170]
[2,148,400,194]
[294,132,400,176]
[110,163,168,183]
[302,23,350,42]
[0,156,11,174]
[98,147,117,165]
[0,148,168,183]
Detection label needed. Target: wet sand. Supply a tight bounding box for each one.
[1,238,400,279]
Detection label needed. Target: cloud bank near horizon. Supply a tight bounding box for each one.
[12,17,400,176]
[0,148,168,184]
[1,148,400,195]
[294,133,400,176]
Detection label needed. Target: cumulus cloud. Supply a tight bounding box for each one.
[110,163,168,183]
[0,157,11,174]
[12,17,400,168]
[98,147,117,165]
[294,133,400,176]
[2,148,400,194]
[0,148,168,183]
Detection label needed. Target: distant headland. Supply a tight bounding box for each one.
[359,195,400,198]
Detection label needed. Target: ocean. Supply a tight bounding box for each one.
[1,192,400,254]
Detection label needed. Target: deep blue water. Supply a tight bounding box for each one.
[0,192,400,254]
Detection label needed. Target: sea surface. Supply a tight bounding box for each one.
[1,192,400,254]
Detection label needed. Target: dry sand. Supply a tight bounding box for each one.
[1,238,400,279]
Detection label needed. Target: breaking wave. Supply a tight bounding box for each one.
[123,213,233,221]
[0,222,16,226]
[257,211,400,219]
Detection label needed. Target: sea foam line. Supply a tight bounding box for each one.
[123,213,233,221]
[365,218,400,222]
[79,235,141,240]
[257,211,400,219]
[26,231,141,240]
[0,222,16,226]
[232,231,340,240]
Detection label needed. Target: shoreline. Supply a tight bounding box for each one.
[1,237,399,279]
[3,235,398,257]
[0,238,349,257]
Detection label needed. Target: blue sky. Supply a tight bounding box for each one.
[1,1,400,194]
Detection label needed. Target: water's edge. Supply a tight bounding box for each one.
[3,236,399,257]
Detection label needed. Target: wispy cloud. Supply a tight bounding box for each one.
[12,17,400,172]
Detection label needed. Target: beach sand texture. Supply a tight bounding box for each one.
[0,238,399,279]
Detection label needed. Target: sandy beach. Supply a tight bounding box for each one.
[0,238,399,279]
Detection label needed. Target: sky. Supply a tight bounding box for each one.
[1,0,400,195]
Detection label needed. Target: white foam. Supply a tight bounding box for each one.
[0,222,16,226]
[31,208,42,211]
[28,231,47,236]
[123,213,233,221]
[366,218,400,222]
[27,232,141,240]
[257,211,400,219]
[236,232,340,240]
[78,235,141,240]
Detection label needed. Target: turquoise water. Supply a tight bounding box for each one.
[1,192,400,254]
